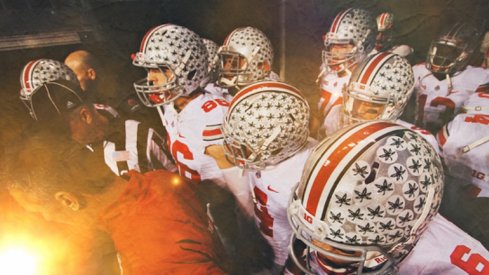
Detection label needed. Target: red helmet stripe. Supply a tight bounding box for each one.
[330,9,351,33]
[229,81,304,108]
[223,28,241,46]
[379,13,387,27]
[359,52,393,85]
[21,60,40,92]
[304,121,397,216]
[139,25,164,52]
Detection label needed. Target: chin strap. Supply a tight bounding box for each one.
[218,76,238,87]
[315,66,328,84]
[174,50,192,76]
[446,73,453,94]
[461,135,489,153]
[246,126,281,166]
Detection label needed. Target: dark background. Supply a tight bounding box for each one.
[1,0,488,160]
[0,0,488,267]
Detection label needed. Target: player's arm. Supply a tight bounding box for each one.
[205,145,254,218]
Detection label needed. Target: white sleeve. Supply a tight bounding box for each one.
[391,45,414,57]
[221,166,254,218]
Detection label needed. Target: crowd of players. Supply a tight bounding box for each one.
[1,7,489,275]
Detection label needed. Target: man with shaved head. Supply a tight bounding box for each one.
[65,50,99,92]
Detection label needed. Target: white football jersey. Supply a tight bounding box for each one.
[317,64,351,139]
[319,104,343,139]
[317,64,351,119]
[204,82,233,102]
[158,92,229,183]
[413,64,489,133]
[437,113,489,197]
[249,138,317,266]
[399,214,489,275]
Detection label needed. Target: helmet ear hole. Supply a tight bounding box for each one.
[187,69,196,81]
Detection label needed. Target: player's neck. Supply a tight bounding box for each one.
[173,90,203,112]
[432,72,448,81]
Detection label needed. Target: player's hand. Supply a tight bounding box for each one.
[205,145,235,169]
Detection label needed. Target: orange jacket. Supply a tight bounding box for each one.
[100,170,228,274]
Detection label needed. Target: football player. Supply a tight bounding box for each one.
[201,37,231,101]
[413,22,489,134]
[216,26,279,97]
[208,80,317,272]
[133,24,228,184]
[437,91,489,198]
[338,52,439,150]
[370,12,413,57]
[316,8,376,138]
[286,121,488,274]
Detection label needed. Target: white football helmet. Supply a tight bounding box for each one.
[133,24,208,106]
[461,92,489,115]
[222,81,309,170]
[202,38,219,73]
[375,12,394,51]
[323,8,376,67]
[217,27,274,88]
[376,12,394,32]
[343,52,415,124]
[20,59,79,101]
[19,59,80,120]
[426,22,481,75]
[288,121,444,274]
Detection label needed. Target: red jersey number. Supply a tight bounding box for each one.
[253,187,274,237]
[465,114,489,125]
[202,99,229,113]
[450,245,488,274]
[170,139,201,181]
[417,95,455,126]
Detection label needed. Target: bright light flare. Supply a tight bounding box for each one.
[0,245,40,275]
[171,176,182,186]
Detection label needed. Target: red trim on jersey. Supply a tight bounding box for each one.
[359,52,391,85]
[22,60,38,92]
[203,128,222,137]
[332,96,343,106]
[306,121,393,215]
[436,126,448,147]
[476,82,489,93]
[319,90,332,115]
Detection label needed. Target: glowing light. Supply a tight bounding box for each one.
[171,176,182,186]
[0,246,40,275]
